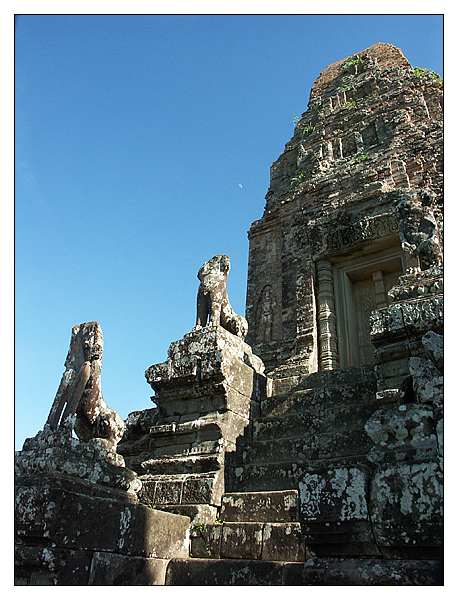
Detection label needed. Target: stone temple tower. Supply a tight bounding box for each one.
[245,42,443,381]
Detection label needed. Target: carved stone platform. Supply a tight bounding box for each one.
[15,423,190,585]
[119,326,268,524]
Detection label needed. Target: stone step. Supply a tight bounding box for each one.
[230,427,373,467]
[165,557,440,585]
[125,452,222,476]
[253,399,379,441]
[220,490,299,523]
[261,378,377,418]
[270,364,376,396]
[119,415,243,458]
[190,521,305,562]
[138,470,224,507]
[301,519,381,558]
[225,455,370,493]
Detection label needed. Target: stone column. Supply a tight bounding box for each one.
[372,270,387,308]
[316,259,339,370]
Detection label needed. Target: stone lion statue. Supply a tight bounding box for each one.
[195,255,248,338]
[46,321,125,450]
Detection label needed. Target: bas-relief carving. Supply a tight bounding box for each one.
[306,212,400,259]
[195,254,248,339]
[256,285,277,342]
[46,321,125,450]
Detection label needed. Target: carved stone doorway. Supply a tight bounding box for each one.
[333,247,405,367]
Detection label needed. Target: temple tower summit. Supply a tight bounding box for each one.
[245,42,443,378]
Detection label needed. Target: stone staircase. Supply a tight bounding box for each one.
[116,330,442,584]
[166,489,312,585]
[189,490,305,561]
[225,364,378,494]
[162,364,440,584]
[164,477,438,586]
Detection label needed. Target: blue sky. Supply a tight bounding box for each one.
[15,14,444,449]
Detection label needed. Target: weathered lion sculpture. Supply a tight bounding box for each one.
[195,254,248,338]
[46,321,125,450]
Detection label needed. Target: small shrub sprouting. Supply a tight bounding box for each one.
[346,99,360,108]
[139,501,155,510]
[349,154,369,165]
[301,122,315,136]
[193,522,211,556]
[412,67,442,81]
[290,171,308,190]
[343,56,363,69]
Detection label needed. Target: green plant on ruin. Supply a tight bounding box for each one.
[340,84,354,93]
[346,98,361,108]
[301,122,315,136]
[193,522,211,555]
[343,56,363,69]
[412,67,442,81]
[292,116,301,126]
[349,154,369,165]
[289,170,308,190]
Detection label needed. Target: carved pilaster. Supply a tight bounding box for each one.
[316,259,339,370]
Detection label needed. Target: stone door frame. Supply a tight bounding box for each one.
[332,244,406,368]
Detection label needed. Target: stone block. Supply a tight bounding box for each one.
[409,355,443,405]
[370,305,405,342]
[401,296,443,337]
[88,552,169,585]
[154,503,218,527]
[220,490,299,523]
[189,439,226,456]
[301,520,380,557]
[138,453,222,477]
[165,558,284,585]
[208,410,250,443]
[15,484,190,559]
[224,387,253,419]
[299,557,440,585]
[241,435,314,465]
[254,400,378,441]
[190,523,222,558]
[138,476,157,505]
[422,330,443,372]
[15,427,142,503]
[298,466,369,522]
[182,472,223,505]
[370,460,443,556]
[262,523,305,561]
[165,556,441,586]
[154,479,184,505]
[311,429,373,460]
[146,326,265,399]
[220,523,263,559]
[15,545,93,586]
[365,403,438,464]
